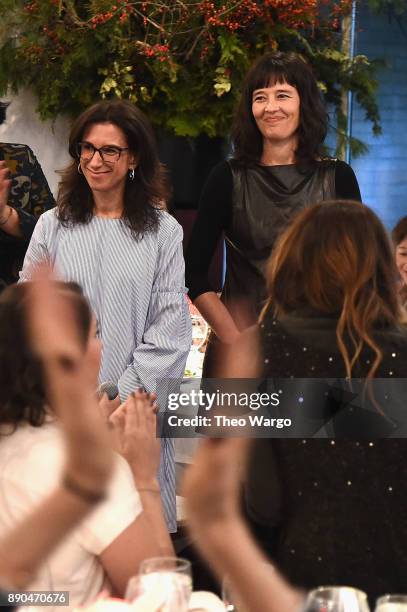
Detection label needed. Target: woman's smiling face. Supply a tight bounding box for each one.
[251,81,300,146]
[78,122,135,199]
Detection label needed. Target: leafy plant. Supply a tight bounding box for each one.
[0,0,383,156]
[368,0,406,16]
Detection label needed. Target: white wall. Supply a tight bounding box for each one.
[0,90,71,196]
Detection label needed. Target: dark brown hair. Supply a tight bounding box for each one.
[57,100,170,237]
[232,52,327,169]
[0,283,92,428]
[392,215,407,304]
[392,215,407,246]
[261,200,402,378]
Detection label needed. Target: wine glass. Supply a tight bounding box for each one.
[137,556,192,612]
[375,595,407,611]
[303,586,370,612]
[125,575,170,609]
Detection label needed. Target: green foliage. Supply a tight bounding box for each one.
[0,0,385,156]
[368,0,406,16]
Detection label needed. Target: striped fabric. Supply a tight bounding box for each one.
[20,208,192,532]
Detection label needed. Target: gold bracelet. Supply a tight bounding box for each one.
[0,206,12,226]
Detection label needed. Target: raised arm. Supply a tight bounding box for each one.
[0,271,113,589]
[0,146,54,241]
[182,325,303,612]
[100,391,174,595]
[0,161,22,238]
[183,438,303,612]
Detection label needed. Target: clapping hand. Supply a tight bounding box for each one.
[24,265,113,492]
[0,161,11,215]
[109,390,161,489]
[0,268,115,589]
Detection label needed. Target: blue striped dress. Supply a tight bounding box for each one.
[20,208,192,532]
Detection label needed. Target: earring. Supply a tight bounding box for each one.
[77,162,83,175]
[129,168,135,180]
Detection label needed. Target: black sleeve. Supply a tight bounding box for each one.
[335,160,361,201]
[185,160,233,301]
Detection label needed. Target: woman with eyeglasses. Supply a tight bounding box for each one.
[20,100,192,533]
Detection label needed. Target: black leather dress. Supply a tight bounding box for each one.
[223,160,336,319]
[203,160,337,376]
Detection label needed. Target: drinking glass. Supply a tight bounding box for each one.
[303,586,370,612]
[137,557,192,612]
[375,595,407,612]
[125,575,170,609]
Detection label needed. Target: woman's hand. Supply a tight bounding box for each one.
[24,266,113,492]
[99,393,121,423]
[0,161,22,237]
[109,390,160,489]
[0,161,11,214]
[0,268,115,590]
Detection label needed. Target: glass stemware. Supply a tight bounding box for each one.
[128,557,192,612]
[375,595,407,612]
[303,586,370,612]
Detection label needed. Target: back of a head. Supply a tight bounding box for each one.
[267,200,397,316]
[264,200,401,376]
[0,283,91,429]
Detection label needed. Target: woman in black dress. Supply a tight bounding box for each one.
[186,52,361,355]
[239,200,407,603]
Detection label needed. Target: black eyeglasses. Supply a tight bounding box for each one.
[76,142,129,163]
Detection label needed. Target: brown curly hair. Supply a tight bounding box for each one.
[0,283,91,429]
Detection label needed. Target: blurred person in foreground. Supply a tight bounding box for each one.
[0,103,55,288]
[392,215,407,309]
[0,277,173,609]
[0,269,113,594]
[19,100,191,532]
[184,200,407,607]
[183,438,303,612]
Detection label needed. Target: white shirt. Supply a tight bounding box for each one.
[0,422,141,611]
